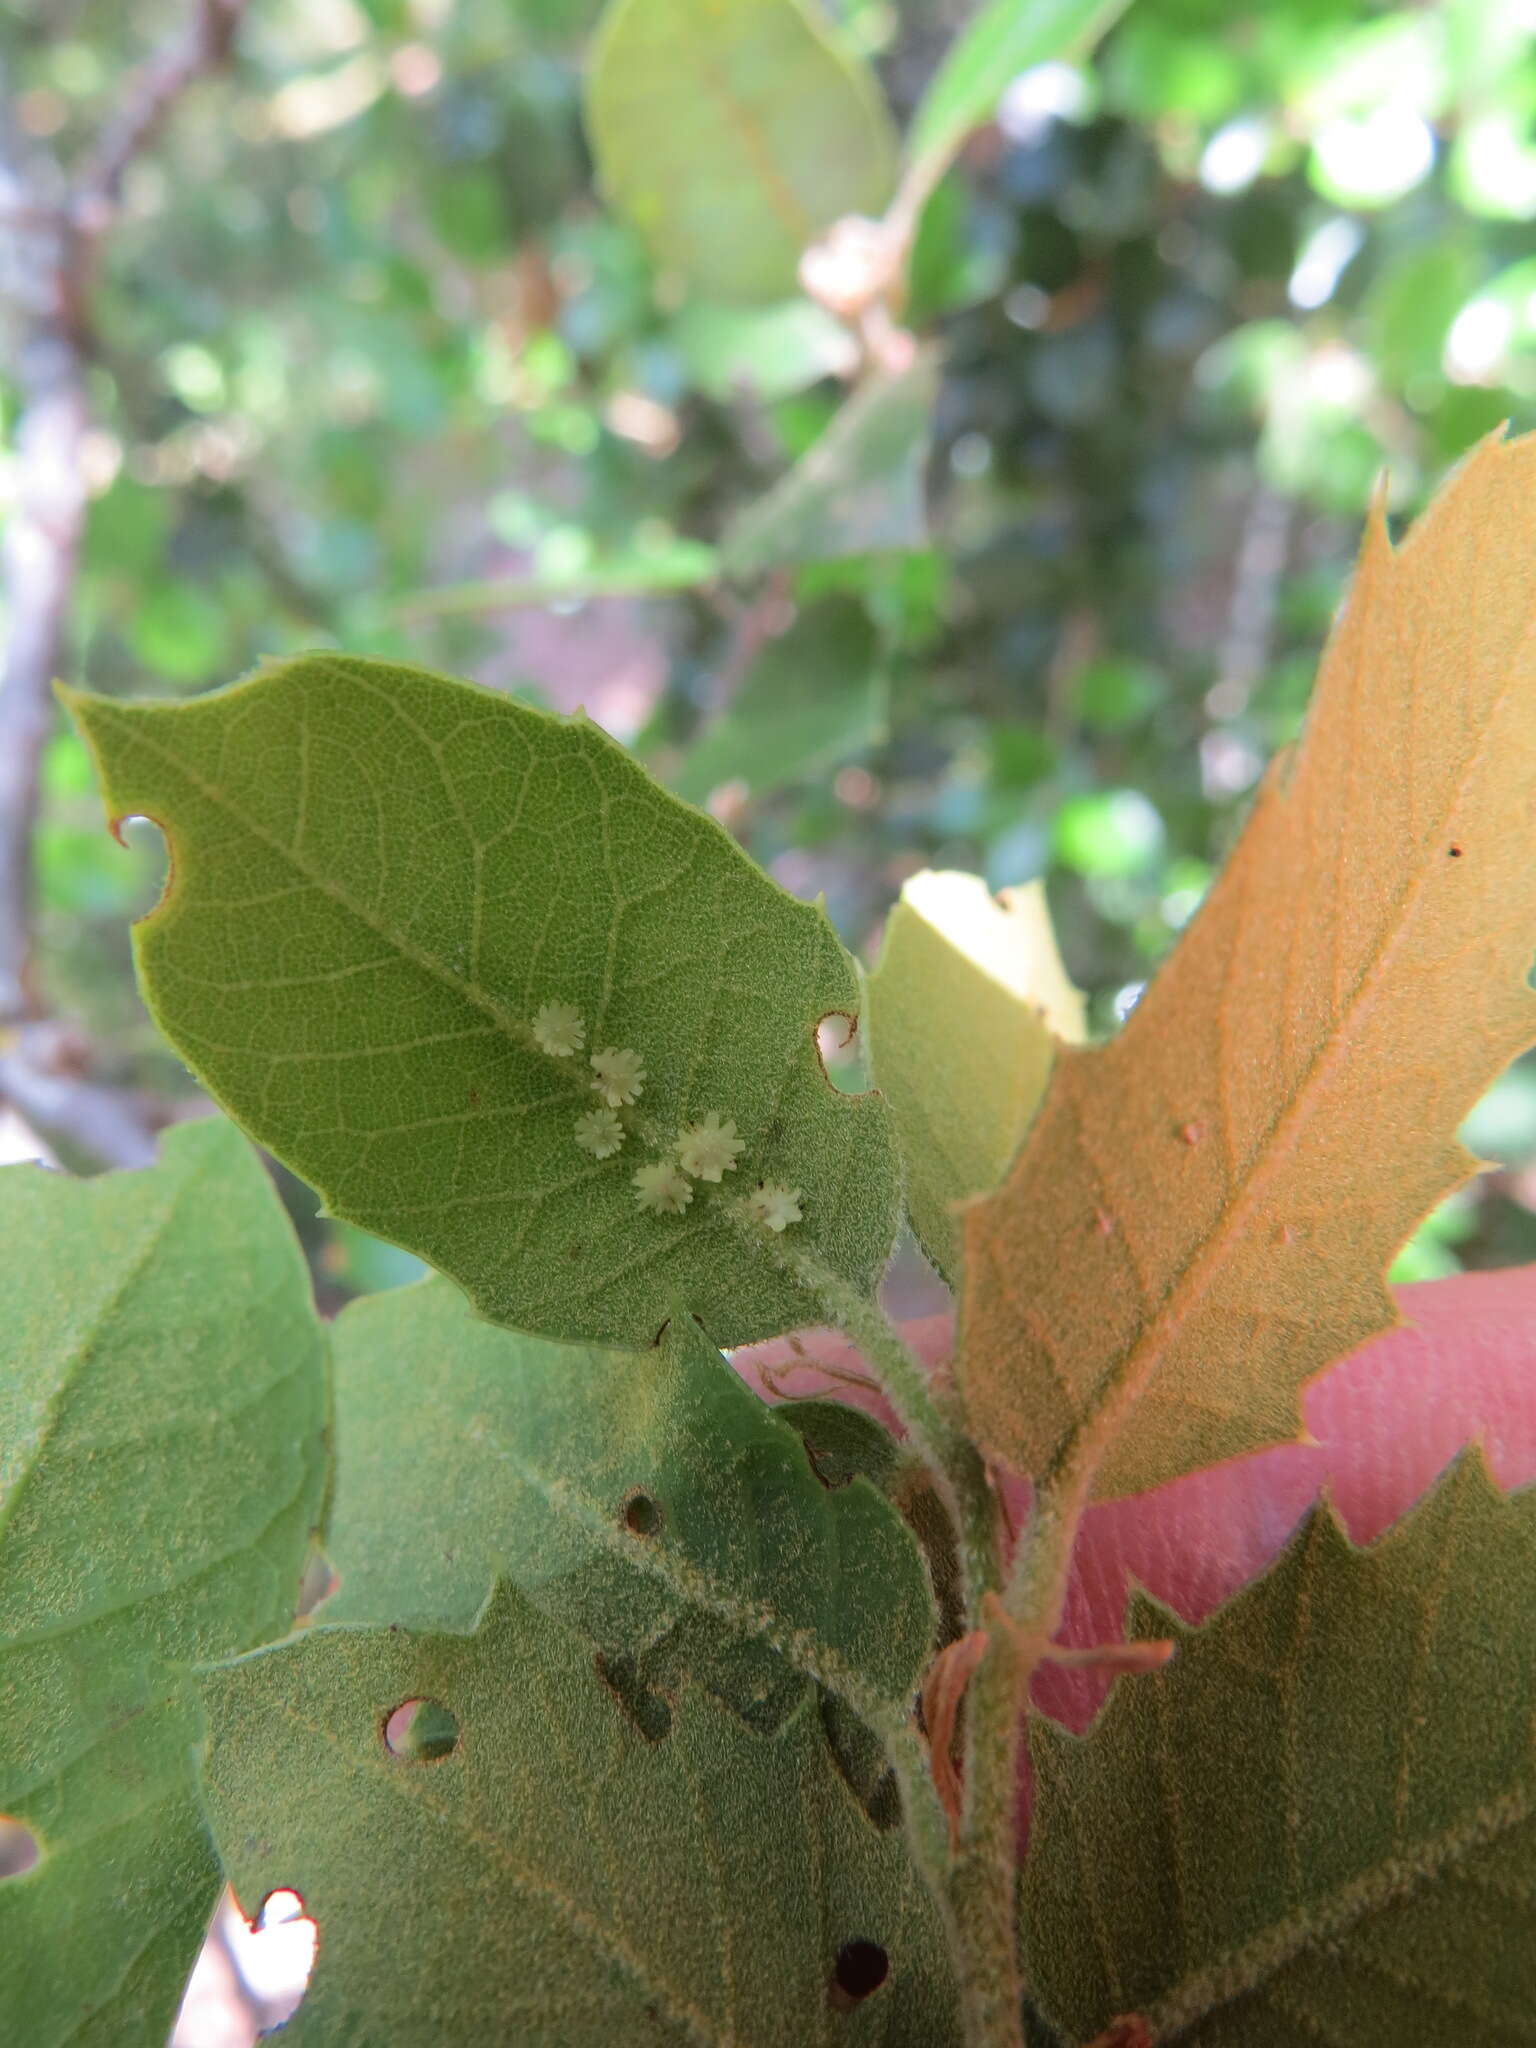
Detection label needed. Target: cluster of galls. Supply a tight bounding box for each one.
[531,1001,803,1230]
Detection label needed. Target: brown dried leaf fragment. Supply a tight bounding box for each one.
[920,1627,988,1846]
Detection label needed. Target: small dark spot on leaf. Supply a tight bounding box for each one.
[382,1698,459,1762]
[828,1939,889,2010]
[622,1490,662,1537]
[1448,844,1463,858]
[0,1817,39,1880]
[468,1087,482,1106]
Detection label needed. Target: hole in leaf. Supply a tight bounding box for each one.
[175,1885,317,2037]
[622,1490,663,1537]
[0,1817,38,1879]
[817,1012,856,1060]
[111,813,174,920]
[296,1543,338,1619]
[828,1938,889,2010]
[815,1012,870,1094]
[382,1697,459,1761]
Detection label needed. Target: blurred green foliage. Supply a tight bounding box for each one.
[12,0,1536,1294]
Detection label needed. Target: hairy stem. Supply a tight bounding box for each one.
[772,1241,1000,1609]
[949,1438,1103,2048]
[950,1625,1028,2048]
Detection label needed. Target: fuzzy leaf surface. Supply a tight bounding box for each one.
[584,0,896,304]
[1023,1455,1536,2046]
[322,1280,933,1732]
[66,655,898,1350]
[961,434,1536,1493]
[868,870,1084,1281]
[0,1120,328,2047]
[198,1580,962,2046]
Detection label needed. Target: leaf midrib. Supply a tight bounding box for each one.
[0,1147,206,1554]
[489,1442,905,1735]
[263,1675,737,2048]
[1145,1771,1536,2042]
[101,699,554,1061]
[98,693,827,1256]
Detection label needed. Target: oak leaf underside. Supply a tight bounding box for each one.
[961,431,1536,1495]
[1022,1455,1536,2046]
[197,1579,962,2045]
[64,655,898,1353]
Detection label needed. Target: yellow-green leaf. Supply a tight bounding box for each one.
[869,870,1084,1281]
[65,655,898,1352]
[0,1121,328,2048]
[960,434,1536,1494]
[197,1581,962,2045]
[1023,1456,1536,2046]
[585,0,897,304]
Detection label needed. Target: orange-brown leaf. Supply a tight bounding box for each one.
[960,432,1536,1496]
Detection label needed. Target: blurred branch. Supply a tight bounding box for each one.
[77,0,245,220]
[701,569,793,714]
[0,1025,163,1169]
[0,3,248,1156]
[1214,483,1293,705]
[0,107,84,1023]
[390,543,722,623]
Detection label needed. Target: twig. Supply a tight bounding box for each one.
[1212,482,1292,711]
[0,291,89,1019]
[0,1028,163,1170]
[76,1,246,220]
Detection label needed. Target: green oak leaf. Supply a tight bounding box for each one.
[721,355,937,577]
[585,0,897,304]
[0,1119,328,2048]
[673,598,887,805]
[322,1279,934,1737]
[868,870,1084,1282]
[197,1580,962,2045]
[64,655,899,1350]
[1022,1454,1536,2047]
